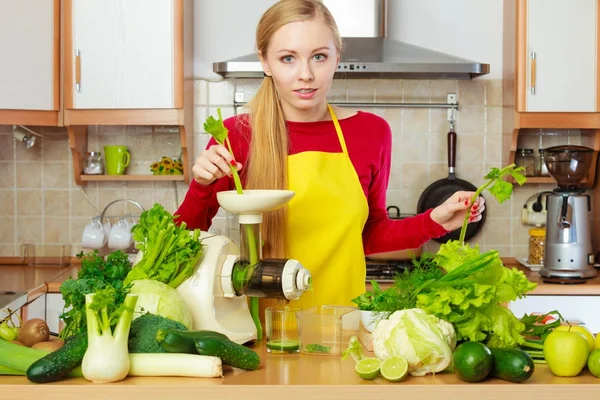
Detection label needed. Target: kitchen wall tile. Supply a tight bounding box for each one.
[430,80,458,103]
[486,80,503,106]
[209,107,235,120]
[43,162,70,189]
[44,217,71,244]
[0,134,14,160]
[455,134,485,164]
[0,217,15,243]
[152,190,180,214]
[126,126,153,135]
[456,105,485,134]
[387,167,403,191]
[153,126,180,134]
[484,135,503,164]
[43,137,70,161]
[71,189,99,217]
[194,132,211,155]
[385,189,402,209]
[235,79,263,102]
[400,134,429,163]
[127,135,154,159]
[194,106,209,134]
[16,190,42,216]
[347,79,375,102]
[208,80,235,105]
[16,163,42,189]
[381,108,403,133]
[0,162,14,188]
[98,126,127,135]
[483,218,512,246]
[429,134,447,164]
[0,189,15,216]
[402,108,429,134]
[374,79,402,102]
[44,191,70,217]
[402,162,429,190]
[152,134,182,160]
[70,217,89,245]
[327,79,347,102]
[16,217,43,244]
[458,80,486,106]
[486,106,503,134]
[401,188,427,215]
[0,245,16,256]
[402,80,430,102]
[15,138,42,162]
[194,80,208,105]
[430,108,450,135]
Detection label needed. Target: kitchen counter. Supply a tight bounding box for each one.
[0,341,599,400]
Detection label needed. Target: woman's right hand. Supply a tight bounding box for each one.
[192,144,243,186]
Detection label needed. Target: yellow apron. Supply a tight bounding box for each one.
[285,104,369,308]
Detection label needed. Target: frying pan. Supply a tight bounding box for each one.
[416,127,486,243]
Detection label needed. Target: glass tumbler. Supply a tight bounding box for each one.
[265,306,301,354]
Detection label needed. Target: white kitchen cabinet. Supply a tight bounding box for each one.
[68,0,176,109]
[0,0,60,125]
[509,295,600,333]
[521,0,597,112]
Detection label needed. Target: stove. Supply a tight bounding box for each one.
[365,258,415,282]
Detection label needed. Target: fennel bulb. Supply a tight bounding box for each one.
[81,290,138,383]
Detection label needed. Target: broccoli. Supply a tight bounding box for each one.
[128,313,187,353]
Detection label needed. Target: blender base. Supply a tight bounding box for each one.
[539,266,597,284]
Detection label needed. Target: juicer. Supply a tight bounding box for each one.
[539,145,597,281]
[176,190,312,344]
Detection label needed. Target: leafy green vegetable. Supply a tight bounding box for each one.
[203,108,243,192]
[124,203,204,288]
[459,163,526,243]
[519,310,564,341]
[59,250,132,339]
[304,344,331,353]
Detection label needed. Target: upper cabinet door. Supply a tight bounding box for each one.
[70,0,175,109]
[524,0,597,112]
[0,0,57,111]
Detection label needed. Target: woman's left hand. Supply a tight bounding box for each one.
[429,191,485,232]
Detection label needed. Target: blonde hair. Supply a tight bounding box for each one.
[245,0,342,258]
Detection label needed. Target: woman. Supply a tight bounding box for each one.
[175,0,484,308]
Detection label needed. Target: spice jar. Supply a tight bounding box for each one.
[84,152,104,175]
[515,148,536,177]
[528,227,546,265]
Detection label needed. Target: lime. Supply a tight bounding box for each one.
[587,349,600,377]
[381,355,408,382]
[355,357,381,380]
[452,341,492,382]
[266,339,300,352]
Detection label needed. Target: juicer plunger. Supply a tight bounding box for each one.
[539,145,597,282]
[176,190,312,344]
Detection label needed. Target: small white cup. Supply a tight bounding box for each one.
[108,218,132,250]
[82,218,106,249]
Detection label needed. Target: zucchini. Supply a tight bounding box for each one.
[489,347,535,383]
[195,336,260,371]
[27,333,88,383]
[156,329,228,354]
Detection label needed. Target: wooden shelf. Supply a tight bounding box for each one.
[80,175,185,182]
[67,125,190,186]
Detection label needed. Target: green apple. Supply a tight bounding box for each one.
[544,330,590,377]
[555,325,595,352]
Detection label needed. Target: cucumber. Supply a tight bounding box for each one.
[156,329,228,354]
[27,334,88,383]
[195,336,260,371]
[489,347,535,383]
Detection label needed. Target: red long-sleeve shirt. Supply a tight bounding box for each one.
[175,111,447,255]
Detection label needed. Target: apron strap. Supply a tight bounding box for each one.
[327,103,349,156]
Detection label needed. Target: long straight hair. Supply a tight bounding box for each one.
[245,0,342,258]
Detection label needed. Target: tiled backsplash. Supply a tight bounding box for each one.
[0,77,567,259]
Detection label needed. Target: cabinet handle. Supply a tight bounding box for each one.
[530,51,536,95]
[75,49,81,93]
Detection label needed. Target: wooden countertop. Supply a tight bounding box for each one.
[1,342,599,400]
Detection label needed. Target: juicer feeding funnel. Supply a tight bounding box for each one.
[217,190,295,223]
[543,145,593,190]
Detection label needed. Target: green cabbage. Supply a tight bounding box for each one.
[372,308,456,376]
[128,279,193,329]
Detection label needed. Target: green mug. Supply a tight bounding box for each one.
[104,145,130,175]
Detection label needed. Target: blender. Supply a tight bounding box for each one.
[539,145,597,282]
[176,190,312,344]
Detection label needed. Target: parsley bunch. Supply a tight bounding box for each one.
[59,250,132,339]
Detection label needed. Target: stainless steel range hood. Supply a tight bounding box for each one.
[213,0,489,80]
